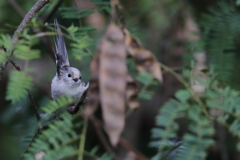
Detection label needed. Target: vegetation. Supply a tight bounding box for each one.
[1,0,240,160]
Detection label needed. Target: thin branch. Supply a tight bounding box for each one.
[1,0,49,72]
[8,0,26,17]
[11,0,49,46]
[9,60,41,123]
[118,137,150,160]
[160,63,213,120]
[89,116,149,160]
[89,116,115,154]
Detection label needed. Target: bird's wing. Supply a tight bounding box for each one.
[53,19,70,76]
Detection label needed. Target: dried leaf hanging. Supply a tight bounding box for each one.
[123,29,163,83]
[126,75,139,110]
[84,53,100,117]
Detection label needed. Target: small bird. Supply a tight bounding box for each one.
[51,19,89,103]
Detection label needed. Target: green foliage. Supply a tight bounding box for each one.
[0,49,7,64]
[175,106,215,160]
[150,88,216,160]
[60,7,94,19]
[67,25,93,60]
[6,70,33,103]
[0,34,11,64]
[149,91,188,159]
[90,0,111,13]
[41,95,73,114]
[197,2,240,83]
[136,71,158,100]
[12,30,41,61]
[23,113,79,160]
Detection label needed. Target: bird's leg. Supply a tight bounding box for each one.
[67,91,88,115]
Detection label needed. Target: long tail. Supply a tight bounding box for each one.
[53,19,70,76]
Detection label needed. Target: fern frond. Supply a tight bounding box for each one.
[6,70,33,103]
[175,106,214,160]
[22,113,79,160]
[198,2,240,83]
[14,39,40,61]
[150,88,215,160]
[0,49,7,64]
[60,7,94,19]
[41,95,73,114]
[150,92,188,159]
[0,34,12,50]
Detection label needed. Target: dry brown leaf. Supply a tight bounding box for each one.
[126,75,139,110]
[123,29,163,83]
[99,24,127,146]
[84,53,100,117]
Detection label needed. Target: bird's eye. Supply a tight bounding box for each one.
[68,74,71,77]
[79,76,81,79]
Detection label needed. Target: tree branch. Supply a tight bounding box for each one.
[89,116,149,160]
[1,0,49,73]
[9,60,41,122]
[89,116,115,154]
[118,138,149,160]
[11,0,49,46]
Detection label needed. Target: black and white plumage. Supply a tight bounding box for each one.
[51,19,89,102]
[53,19,70,76]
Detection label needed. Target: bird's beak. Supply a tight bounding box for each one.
[73,78,78,82]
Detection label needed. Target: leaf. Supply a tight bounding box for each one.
[0,49,8,64]
[6,70,33,103]
[99,24,127,146]
[126,75,139,110]
[175,89,191,102]
[97,6,111,14]
[123,29,163,83]
[0,34,12,50]
[136,71,154,85]
[41,96,73,114]
[61,7,95,19]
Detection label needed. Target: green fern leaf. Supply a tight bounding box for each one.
[6,70,33,103]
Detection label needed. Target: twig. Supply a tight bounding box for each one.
[160,63,213,120]
[67,89,88,115]
[20,117,64,160]
[11,0,49,46]
[8,0,26,17]
[118,137,150,160]
[9,60,41,122]
[1,0,49,72]
[89,116,149,160]
[89,116,115,154]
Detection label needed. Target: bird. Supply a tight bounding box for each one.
[51,19,89,104]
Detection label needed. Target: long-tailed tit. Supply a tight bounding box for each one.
[51,19,89,103]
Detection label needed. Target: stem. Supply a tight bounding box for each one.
[9,60,41,123]
[1,0,49,72]
[78,118,88,160]
[160,63,213,120]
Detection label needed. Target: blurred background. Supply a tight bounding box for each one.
[1,0,240,160]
